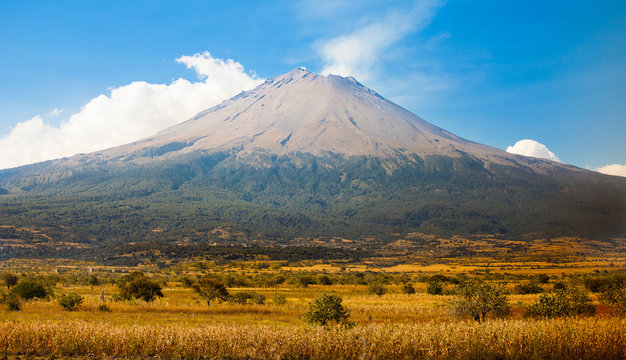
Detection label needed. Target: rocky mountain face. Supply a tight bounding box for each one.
[0,68,624,251]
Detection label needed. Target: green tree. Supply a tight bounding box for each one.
[402,283,416,295]
[368,282,386,296]
[58,292,84,311]
[304,294,351,326]
[191,277,229,306]
[525,286,595,318]
[117,272,163,302]
[10,280,50,301]
[451,279,510,322]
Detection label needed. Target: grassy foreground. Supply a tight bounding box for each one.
[0,318,624,360]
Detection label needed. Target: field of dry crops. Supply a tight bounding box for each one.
[0,282,624,360]
[1,318,624,359]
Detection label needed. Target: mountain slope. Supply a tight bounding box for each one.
[0,69,624,254]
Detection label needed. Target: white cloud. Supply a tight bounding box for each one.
[506,139,561,162]
[318,0,442,83]
[48,108,63,118]
[596,164,626,177]
[0,52,262,170]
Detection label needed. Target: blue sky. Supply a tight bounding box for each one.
[0,0,624,174]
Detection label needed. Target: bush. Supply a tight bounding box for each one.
[191,277,229,306]
[1,273,18,289]
[427,281,444,295]
[600,286,626,314]
[525,287,595,318]
[513,282,543,294]
[10,280,50,301]
[58,292,84,311]
[117,272,163,303]
[368,282,386,296]
[2,292,21,311]
[97,304,111,312]
[304,294,351,326]
[402,283,416,295]
[230,291,265,305]
[553,281,567,291]
[451,279,510,322]
[316,274,332,285]
[272,295,287,305]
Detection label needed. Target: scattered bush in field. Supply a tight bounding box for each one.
[10,280,50,301]
[304,294,351,327]
[191,277,229,306]
[553,281,567,291]
[1,273,18,289]
[316,274,332,285]
[402,283,416,295]
[368,282,386,296]
[231,291,265,305]
[1,291,21,311]
[272,295,287,305]
[525,287,595,318]
[88,274,100,287]
[583,273,626,293]
[180,276,193,288]
[513,282,543,294]
[117,272,163,303]
[97,304,111,312]
[57,292,84,311]
[426,281,444,295]
[451,279,510,322]
[599,285,626,314]
[536,273,550,284]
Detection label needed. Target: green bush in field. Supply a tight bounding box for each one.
[1,273,18,289]
[117,272,163,303]
[427,281,444,295]
[230,291,265,305]
[451,279,510,322]
[1,291,22,311]
[272,295,287,305]
[10,280,51,301]
[402,283,416,295]
[58,292,84,311]
[525,286,595,318]
[97,303,111,312]
[368,282,386,296]
[513,282,543,294]
[304,294,351,326]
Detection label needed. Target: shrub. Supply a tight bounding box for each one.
[525,287,595,318]
[368,282,386,296]
[553,281,567,291]
[304,294,351,326]
[513,282,543,294]
[402,283,416,295]
[58,292,84,311]
[451,279,510,322]
[536,274,550,284]
[230,291,265,305]
[191,277,229,306]
[97,304,111,312]
[2,292,21,311]
[600,285,626,314]
[117,272,163,303]
[10,280,50,301]
[88,274,100,287]
[427,281,444,295]
[1,273,18,289]
[316,274,332,285]
[272,295,287,305]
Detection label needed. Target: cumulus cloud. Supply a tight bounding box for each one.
[0,52,262,170]
[506,139,561,162]
[596,164,626,177]
[318,0,442,82]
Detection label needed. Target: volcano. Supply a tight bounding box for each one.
[0,68,624,251]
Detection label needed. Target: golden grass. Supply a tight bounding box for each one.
[0,318,623,360]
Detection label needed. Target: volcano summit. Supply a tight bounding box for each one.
[0,68,624,252]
